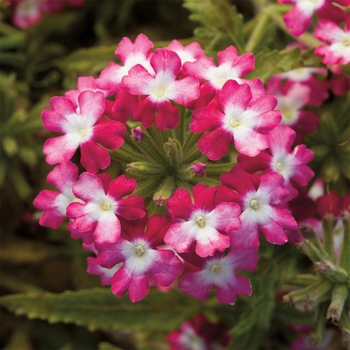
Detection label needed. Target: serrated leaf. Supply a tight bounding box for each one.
[246,47,301,83]
[1,288,204,332]
[183,0,245,52]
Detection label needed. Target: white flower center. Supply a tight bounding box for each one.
[275,161,284,172]
[228,118,240,128]
[78,127,88,137]
[282,108,294,122]
[195,215,206,228]
[134,244,146,257]
[250,199,260,210]
[155,86,166,98]
[343,38,350,47]
[100,200,113,212]
[209,263,222,273]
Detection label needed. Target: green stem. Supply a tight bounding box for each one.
[245,11,269,52]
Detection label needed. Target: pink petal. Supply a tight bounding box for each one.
[80,140,110,174]
[93,121,126,150]
[149,250,184,287]
[164,222,197,253]
[72,172,105,202]
[209,202,241,231]
[108,175,137,199]
[43,135,78,165]
[117,196,145,220]
[78,90,105,120]
[190,106,223,133]
[116,34,153,63]
[178,272,212,301]
[155,101,179,130]
[198,128,232,160]
[220,80,252,113]
[94,213,121,244]
[167,188,194,219]
[283,6,313,36]
[192,184,216,211]
[41,110,65,133]
[46,161,79,192]
[50,96,76,116]
[233,128,268,157]
[150,49,181,76]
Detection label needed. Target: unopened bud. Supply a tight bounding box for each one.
[191,162,207,176]
[131,126,144,142]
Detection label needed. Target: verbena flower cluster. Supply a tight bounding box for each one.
[33,33,318,304]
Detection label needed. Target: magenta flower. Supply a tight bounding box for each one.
[220,167,297,249]
[178,247,258,304]
[164,183,241,257]
[237,125,314,199]
[167,314,230,350]
[87,257,121,286]
[184,46,264,109]
[95,34,154,96]
[164,40,206,67]
[190,80,281,160]
[277,0,346,37]
[67,173,145,245]
[266,79,319,143]
[33,161,80,228]
[41,90,126,174]
[121,48,200,130]
[273,68,329,106]
[314,15,350,65]
[96,215,184,302]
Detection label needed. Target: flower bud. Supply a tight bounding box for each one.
[131,126,144,142]
[191,161,207,176]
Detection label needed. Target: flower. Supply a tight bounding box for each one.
[96,215,184,302]
[121,48,200,130]
[33,161,80,228]
[190,80,281,160]
[67,173,145,244]
[178,246,258,304]
[164,183,241,257]
[314,14,350,65]
[220,167,297,249]
[41,90,126,173]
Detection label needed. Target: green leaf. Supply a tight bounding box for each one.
[1,288,204,332]
[64,45,116,75]
[246,47,301,83]
[183,0,245,53]
[98,342,122,350]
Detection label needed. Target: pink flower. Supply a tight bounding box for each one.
[178,247,258,304]
[266,79,319,143]
[67,173,145,244]
[96,215,184,302]
[190,80,281,160]
[184,46,264,109]
[87,257,121,286]
[121,48,200,130]
[316,192,341,217]
[220,167,297,249]
[167,314,230,350]
[41,90,126,174]
[314,15,350,65]
[164,40,206,70]
[33,161,80,228]
[164,183,241,257]
[278,0,346,36]
[95,34,154,96]
[273,68,329,106]
[237,125,314,199]
[11,0,42,29]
